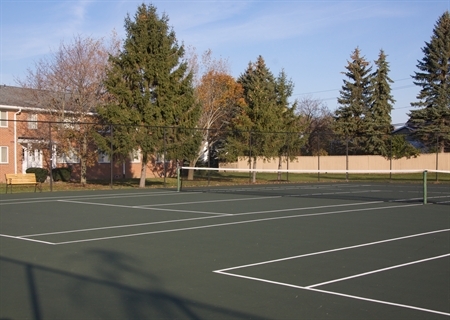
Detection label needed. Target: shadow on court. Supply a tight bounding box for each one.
[0,252,269,320]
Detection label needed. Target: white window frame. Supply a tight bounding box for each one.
[98,150,110,164]
[156,152,166,164]
[62,118,80,130]
[57,148,80,164]
[28,113,38,129]
[0,111,7,127]
[0,146,8,163]
[130,149,141,163]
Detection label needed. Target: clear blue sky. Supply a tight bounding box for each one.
[1,0,449,125]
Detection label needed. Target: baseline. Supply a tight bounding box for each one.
[0,190,184,205]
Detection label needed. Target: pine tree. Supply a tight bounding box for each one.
[366,49,395,156]
[409,11,450,153]
[97,4,200,187]
[334,47,373,154]
[225,56,284,181]
[274,69,300,178]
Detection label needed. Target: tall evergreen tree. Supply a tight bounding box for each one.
[224,56,284,181]
[366,49,395,156]
[334,47,372,154]
[97,4,200,187]
[409,11,450,153]
[274,69,300,177]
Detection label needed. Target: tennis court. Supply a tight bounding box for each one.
[1,181,449,319]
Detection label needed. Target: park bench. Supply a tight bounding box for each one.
[5,173,42,194]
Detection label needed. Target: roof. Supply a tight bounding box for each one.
[0,85,44,109]
[0,85,95,115]
[392,125,414,135]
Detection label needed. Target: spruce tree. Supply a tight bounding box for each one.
[334,47,373,154]
[409,11,450,153]
[225,56,283,181]
[98,4,199,187]
[367,49,395,156]
[275,69,300,177]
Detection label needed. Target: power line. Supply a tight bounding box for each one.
[293,77,414,97]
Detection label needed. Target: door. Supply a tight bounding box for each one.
[22,145,43,172]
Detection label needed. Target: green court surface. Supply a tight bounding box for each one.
[1,183,449,320]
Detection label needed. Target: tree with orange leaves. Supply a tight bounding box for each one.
[186,50,245,178]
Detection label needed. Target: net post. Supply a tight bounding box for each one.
[423,170,427,205]
[177,165,181,192]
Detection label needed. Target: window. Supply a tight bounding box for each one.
[0,111,7,127]
[62,118,80,130]
[28,113,38,129]
[57,148,80,164]
[0,146,8,163]
[130,149,141,163]
[156,152,166,163]
[98,150,110,163]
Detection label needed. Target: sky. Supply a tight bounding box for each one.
[1,0,449,125]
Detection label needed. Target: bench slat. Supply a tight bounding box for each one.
[5,173,41,193]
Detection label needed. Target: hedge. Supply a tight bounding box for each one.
[26,167,49,183]
[52,167,72,182]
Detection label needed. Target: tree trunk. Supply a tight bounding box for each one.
[277,156,282,181]
[187,160,195,181]
[80,136,87,186]
[252,157,257,183]
[139,153,148,188]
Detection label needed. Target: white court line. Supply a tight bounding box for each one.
[226,200,384,216]
[136,196,282,207]
[307,253,450,288]
[0,233,55,245]
[215,228,450,273]
[134,206,231,216]
[213,271,450,317]
[0,191,184,205]
[58,199,228,215]
[297,190,381,197]
[214,230,450,317]
[46,203,422,245]
[308,286,450,317]
[19,200,385,238]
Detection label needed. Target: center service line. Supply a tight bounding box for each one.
[50,203,422,245]
[20,200,386,238]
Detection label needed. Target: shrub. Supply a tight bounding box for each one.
[52,167,72,182]
[26,167,49,183]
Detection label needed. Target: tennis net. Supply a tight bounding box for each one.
[177,167,450,205]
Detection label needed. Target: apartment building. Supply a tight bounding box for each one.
[0,85,172,183]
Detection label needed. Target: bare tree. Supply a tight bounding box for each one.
[18,33,120,185]
[297,96,333,155]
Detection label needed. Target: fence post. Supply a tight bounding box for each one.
[317,133,320,182]
[286,132,289,182]
[207,129,211,186]
[163,127,166,187]
[389,135,392,180]
[346,138,349,182]
[48,122,53,192]
[249,131,252,183]
[423,170,427,205]
[177,165,181,192]
[110,124,113,189]
[435,134,439,182]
